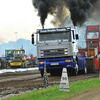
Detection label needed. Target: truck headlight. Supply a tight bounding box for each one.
[39,61,44,64]
[41,54,44,57]
[64,52,67,55]
[65,59,72,62]
[64,48,67,51]
[8,60,11,63]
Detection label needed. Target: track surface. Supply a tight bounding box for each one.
[0,68,99,99]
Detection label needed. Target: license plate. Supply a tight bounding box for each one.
[51,63,59,65]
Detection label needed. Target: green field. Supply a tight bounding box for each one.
[2,78,100,100]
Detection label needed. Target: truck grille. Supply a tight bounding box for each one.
[40,48,67,57]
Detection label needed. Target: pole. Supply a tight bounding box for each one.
[43,61,48,95]
[14,32,18,41]
[99,58,100,79]
[88,42,89,56]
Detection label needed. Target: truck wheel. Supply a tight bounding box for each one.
[0,61,1,68]
[72,69,78,76]
[50,72,55,76]
[73,64,78,76]
[40,70,44,77]
[83,61,87,74]
[83,65,87,74]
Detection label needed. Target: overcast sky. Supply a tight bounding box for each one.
[0,0,54,44]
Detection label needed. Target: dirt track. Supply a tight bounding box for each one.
[69,87,100,100]
[0,68,99,99]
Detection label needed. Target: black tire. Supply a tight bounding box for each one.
[72,64,78,76]
[40,70,44,77]
[83,61,87,74]
[50,72,55,76]
[0,58,1,68]
[83,65,87,74]
[0,61,1,68]
[72,69,78,76]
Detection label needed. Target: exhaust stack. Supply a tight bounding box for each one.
[74,26,76,30]
[74,26,77,33]
[74,26,79,39]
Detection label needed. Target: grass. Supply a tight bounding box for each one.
[2,78,100,100]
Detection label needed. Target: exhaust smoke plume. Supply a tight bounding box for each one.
[32,0,100,27]
[65,0,100,26]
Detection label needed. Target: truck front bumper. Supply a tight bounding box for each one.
[38,58,76,70]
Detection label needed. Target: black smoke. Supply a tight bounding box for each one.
[65,0,100,26]
[32,0,100,27]
[32,0,57,28]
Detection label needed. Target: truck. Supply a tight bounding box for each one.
[78,25,100,72]
[31,27,87,77]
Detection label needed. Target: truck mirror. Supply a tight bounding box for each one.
[31,34,34,44]
[76,34,79,39]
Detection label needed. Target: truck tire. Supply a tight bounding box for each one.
[0,58,1,68]
[72,64,78,76]
[83,65,87,74]
[72,69,78,76]
[0,61,1,68]
[83,61,87,74]
[40,70,44,77]
[50,72,55,76]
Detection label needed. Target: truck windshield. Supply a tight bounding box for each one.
[37,31,71,44]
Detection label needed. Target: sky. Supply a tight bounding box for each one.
[0,0,100,46]
[0,0,54,44]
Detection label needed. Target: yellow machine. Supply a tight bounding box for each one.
[10,49,27,68]
[0,49,14,68]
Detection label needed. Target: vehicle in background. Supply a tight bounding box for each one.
[10,49,27,68]
[78,25,100,72]
[26,54,38,66]
[0,49,14,68]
